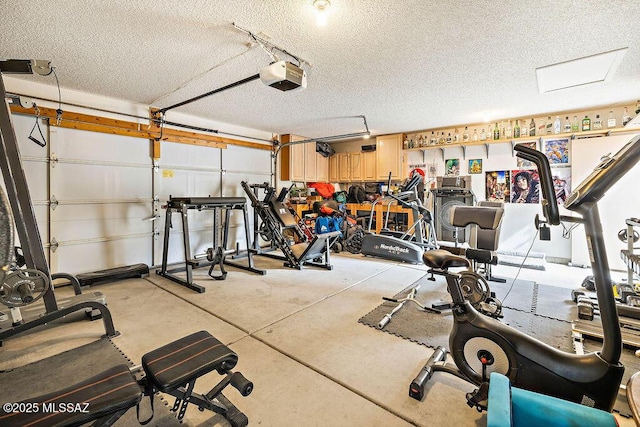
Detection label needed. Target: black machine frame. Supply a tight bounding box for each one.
[0,60,117,343]
[409,137,640,412]
[157,196,266,293]
[241,181,340,270]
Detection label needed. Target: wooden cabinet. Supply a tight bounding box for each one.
[316,153,329,182]
[376,134,404,180]
[363,151,377,180]
[280,135,329,182]
[338,153,350,181]
[329,155,339,182]
[349,152,364,181]
[304,142,318,181]
[280,134,306,181]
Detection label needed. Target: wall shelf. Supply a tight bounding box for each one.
[404,126,640,160]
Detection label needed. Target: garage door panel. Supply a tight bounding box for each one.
[52,217,152,242]
[157,169,221,201]
[21,160,49,202]
[52,237,152,274]
[160,142,221,168]
[51,163,151,201]
[222,145,270,174]
[52,128,149,164]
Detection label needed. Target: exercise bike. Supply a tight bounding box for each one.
[410,135,640,412]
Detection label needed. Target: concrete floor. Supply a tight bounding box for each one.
[0,253,634,426]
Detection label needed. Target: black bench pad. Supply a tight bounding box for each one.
[0,364,141,427]
[142,331,237,393]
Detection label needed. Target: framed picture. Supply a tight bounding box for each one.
[468,159,482,174]
[485,170,510,202]
[516,140,538,168]
[551,166,571,206]
[445,158,460,176]
[543,138,570,165]
[511,169,540,204]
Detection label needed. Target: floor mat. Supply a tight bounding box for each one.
[0,338,180,426]
[358,274,576,352]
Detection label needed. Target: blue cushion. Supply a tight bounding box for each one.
[488,373,617,427]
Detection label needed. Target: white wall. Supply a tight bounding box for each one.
[406,134,640,266]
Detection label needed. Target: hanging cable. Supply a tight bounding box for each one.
[500,229,540,304]
[50,67,63,125]
[28,104,46,147]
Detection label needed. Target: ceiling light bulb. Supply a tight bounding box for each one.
[314,0,330,26]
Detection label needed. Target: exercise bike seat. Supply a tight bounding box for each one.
[0,364,142,427]
[422,249,470,270]
[142,330,238,393]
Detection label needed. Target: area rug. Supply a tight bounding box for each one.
[0,338,180,426]
[358,274,576,352]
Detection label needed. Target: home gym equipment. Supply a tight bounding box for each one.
[486,372,616,427]
[361,172,438,263]
[241,181,340,270]
[0,59,116,343]
[157,196,265,293]
[0,330,253,427]
[410,136,640,412]
[431,176,475,243]
[378,285,442,329]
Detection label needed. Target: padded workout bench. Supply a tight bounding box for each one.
[157,196,266,293]
[0,331,252,427]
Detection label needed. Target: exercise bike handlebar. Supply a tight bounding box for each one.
[514,144,560,225]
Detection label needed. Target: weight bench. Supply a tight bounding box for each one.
[0,331,252,427]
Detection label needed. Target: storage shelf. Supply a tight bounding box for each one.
[402,126,640,152]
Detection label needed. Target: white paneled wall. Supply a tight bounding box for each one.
[7,113,272,275]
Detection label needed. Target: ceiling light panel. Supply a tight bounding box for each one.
[536,48,627,93]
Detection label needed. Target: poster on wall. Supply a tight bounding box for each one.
[468,159,483,174]
[551,166,571,206]
[485,171,510,202]
[516,140,538,168]
[511,169,540,203]
[543,138,570,165]
[445,158,460,176]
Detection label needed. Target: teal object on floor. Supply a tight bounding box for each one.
[487,373,617,427]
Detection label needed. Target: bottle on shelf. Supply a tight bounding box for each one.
[571,115,580,132]
[592,114,603,130]
[418,134,424,147]
[480,128,486,141]
[493,123,500,140]
[545,115,553,134]
[403,135,409,149]
[409,138,414,148]
[453,128,460,143]
[514,120,521,138]
[446,133,452,144]
[582,115,591,131]
[623,107,632,126]
[607,111,616,128]
[563,116,571,133]
[506,121,512,138]
[462,126,469,142]
[636,100,640,116]
[430,131,437,145]
[472,129,478,141]
[553,116,561,134]
[529,118,536,136]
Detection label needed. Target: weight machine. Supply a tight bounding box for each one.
[0,59,116,343]
[241,181,340,270]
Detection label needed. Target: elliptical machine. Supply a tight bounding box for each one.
[360,172,438,263]
[409,136,640,411]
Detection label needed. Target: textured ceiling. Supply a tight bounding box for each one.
[2,1,640,140]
